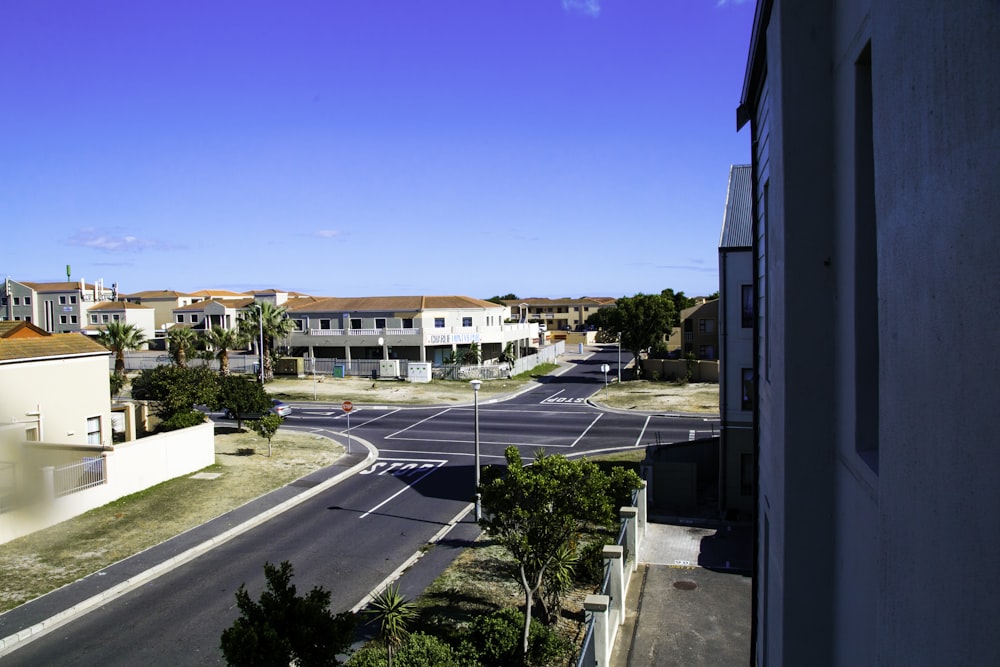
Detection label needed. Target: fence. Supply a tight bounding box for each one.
[576,482,647,667]
[53,457,106,497]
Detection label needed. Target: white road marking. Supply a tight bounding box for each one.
[569,413,602,447]
[359,458,448,519]
[634,415,651,447]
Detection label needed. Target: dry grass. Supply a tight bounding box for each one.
[591,380,719,414]
[0,427,342,613]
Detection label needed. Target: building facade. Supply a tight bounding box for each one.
[2,279,117,333]
[740,1,1000,664]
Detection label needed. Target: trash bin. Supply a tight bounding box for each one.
[332,365,345,378]
[371,368,379,380]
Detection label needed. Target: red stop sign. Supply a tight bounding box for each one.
[342,400,353,413]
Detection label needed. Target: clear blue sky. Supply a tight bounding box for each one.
[1,0,754,300]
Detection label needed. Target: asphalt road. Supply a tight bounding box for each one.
[1,348,714,665]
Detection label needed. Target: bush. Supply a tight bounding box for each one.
[464,607,568,667]
[158,409,206,432]
[576,538,613,587]
[348,633,467,667]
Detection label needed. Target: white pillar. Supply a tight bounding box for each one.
[584,594,611,667]
[620,507,639,573]
[603,544,625,629]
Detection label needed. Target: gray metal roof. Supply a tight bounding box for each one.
[719,164,753,249]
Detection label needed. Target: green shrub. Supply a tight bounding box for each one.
[463,607,568,667]
[348,633,467,667]
[158,409,206,432]
[576,538,613,587]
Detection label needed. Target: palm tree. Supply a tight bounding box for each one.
[167,326,198,368]
[96,321,146,380]
[366,583,416,667]
[239,302,294,382]
[202,325,247,376]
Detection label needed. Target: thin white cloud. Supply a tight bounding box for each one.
[314,229,341,239]
[716,0,753,7]
[562,0,600,18]
[67,227,177,253]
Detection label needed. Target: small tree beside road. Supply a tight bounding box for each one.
[220,560,356,666]
[214,375,271,430]
[250,413,283,457]
[478,446,642,664]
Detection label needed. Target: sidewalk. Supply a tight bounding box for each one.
[610,521,753,667]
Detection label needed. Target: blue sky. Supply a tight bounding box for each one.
[1,0,754,300]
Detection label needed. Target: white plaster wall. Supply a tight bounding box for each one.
[0,354,111,447]
[873,2,1000,662]
[720,249,753,424]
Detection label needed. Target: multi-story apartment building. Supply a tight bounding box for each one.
[503,296,616,331]
[285,296,538,365]
[1,279,117,333]
[718,164,753,517]
[739,1,999,664]
[123,290,200,331]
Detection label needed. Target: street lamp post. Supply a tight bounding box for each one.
[601,363,610,401]
[470,379,482,522]
[617,332,622,383]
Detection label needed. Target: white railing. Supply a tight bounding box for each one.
[54,457,106,497]
[577,483,647,667]
[348,328,381,336]
[308,328,346,336]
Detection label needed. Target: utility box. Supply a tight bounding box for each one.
[379,359,400,378]
[332,365,345,378]
[408,362,432,383]
[274,357,304,377]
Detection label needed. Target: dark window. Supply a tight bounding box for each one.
[462,317,472,327]
[434,318,445,328]
[741,285,753,328]
[741,368,754,410]
[375,318,386,329]
[698,319,714,334]
[402,318,413,328]
[350,318,362,330]
[59,296,67,305]
[320,319,330,330]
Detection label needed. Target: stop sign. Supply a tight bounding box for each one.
[342,400,353,413]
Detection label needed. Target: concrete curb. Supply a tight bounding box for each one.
[0,431,378,658]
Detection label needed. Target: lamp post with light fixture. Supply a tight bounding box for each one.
[470,379,482,521]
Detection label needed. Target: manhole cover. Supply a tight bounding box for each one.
[673,581,698,591]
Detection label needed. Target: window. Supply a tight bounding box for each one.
[699,344,714,358]
[101,314,109,323]
[375,318,386,329]
[462,317,472,327]
[13,297,20,306]
[350,318,362,330]
[71,315,77,324]
[24,296,31,305]
[59,315,67,324]
[0,297,6,306]
[191,314,199,322]
[87,416,102,445]
[293,319,303,331]
[855,41,879,473]
[112,314,120,321]
[319,319,330,330]
[177,314,185,323]
[698,319,714,334]
[741,368,754,410]
[91,314,99,324]
[434,318,445,328]
[741,285,754,328]
[59,296,67,305]
[70,295,77,304]
[402,318,413,328]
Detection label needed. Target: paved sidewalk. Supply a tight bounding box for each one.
[610,521,753,667]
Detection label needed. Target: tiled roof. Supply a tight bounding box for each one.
[0,321,49,339]
[0,331,110,363]
[88,301,151,311]
[127,289,193,300]
[287,295,505,313]
[20,281,92,292]
[719,164,753,249]
[503,297,616,307]
[189,289,247,298]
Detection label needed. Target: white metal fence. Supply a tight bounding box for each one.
[54,457,106,498]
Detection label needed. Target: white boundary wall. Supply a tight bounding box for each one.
[0,422,215,544]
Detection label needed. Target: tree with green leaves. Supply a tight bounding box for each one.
[214,375,272,430]
[586,293,675,378]
[660,288,695,327]
[366,583,417,667]
[478,447,639,663]
[167,326,198,367]
[220,560,356,667]
[203,325,247,376]
[96,321,146,381]
[131,364,218,429]
[251,413,283,457]
[239,302,294,383]
[461,342,482,365]
[486,293,518,305]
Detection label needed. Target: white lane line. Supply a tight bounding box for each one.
[569,413,603,448]
[688,430,696,441]
[634,415,651,447]
[359,460,446,519]
[540,389,566,403]
[386,407,454,439]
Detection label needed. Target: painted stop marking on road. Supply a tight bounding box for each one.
[342,400,353,413]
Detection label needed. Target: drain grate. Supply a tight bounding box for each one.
[673,580,698,591]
